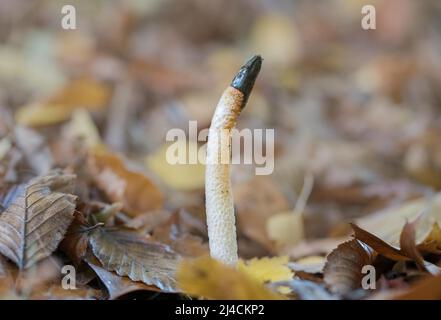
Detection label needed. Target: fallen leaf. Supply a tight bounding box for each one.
[86,258,160,300]
[323,239,375,296]
[0,171,77,269]
[399,220,426,271]
[282,237,349,260]
[16,78,111,127]
[393,273,441,300]
[152,221,209,258]
[15,103,72,127]
[266,212,304,246]
[355,193,441,247]
[90,149,164,217]
[59,211,92,266]
[418,222,441,253]
[289,255,326,274]
[238,256,293,284]
[146,141,205,191]
[62,109,102,149]
[49,77,111,110]
[177,255,284,300]
[89,228,180,292]
[351,223,409,261]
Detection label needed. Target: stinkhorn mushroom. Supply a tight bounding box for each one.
[205,55,262,266]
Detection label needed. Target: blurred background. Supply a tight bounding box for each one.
[1,0,441,257]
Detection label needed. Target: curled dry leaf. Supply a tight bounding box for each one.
[89,228,180,292]
[90,149,164,217]
[350,223,409,261]
[177,255,284,300]
[59,211,91,266]
[0,171,77,269]
[87,258,160,300]
[323,239,375,296]
[352,221,431,271]
[399,220,427,271]
[355,193,441,247]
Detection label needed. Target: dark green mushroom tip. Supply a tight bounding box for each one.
[230,55,262,106]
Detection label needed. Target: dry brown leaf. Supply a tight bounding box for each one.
[177,255,285,300]
[351,223,409,261]
[90,149,164,217]
[393,273,441,300]
[59,211,91,266]
[149,212,209,258]
[323,239,375,296]
[0,171,77,269]
[89,228,180,292]
[399,220,427,271]
[87,259,160,300]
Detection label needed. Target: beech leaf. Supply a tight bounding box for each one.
[323,239,375,295]
[89,228,180,292]
[350,223,409,261]
[87,259,160,300]
[0,172,77,269]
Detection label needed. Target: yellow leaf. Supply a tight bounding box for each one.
[249,14,301,67]
[48,77,111,111]
[177,256,285,300]
[238,256,293,283]
[63,109,102,148]
[146,141,205,190]
[420,222,441,252]
[16,103,71,127]
[266,212,304,246]
[15,78,111,127]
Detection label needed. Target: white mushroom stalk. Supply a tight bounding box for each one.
[205,55,262,266]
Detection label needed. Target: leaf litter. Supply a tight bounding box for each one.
[0,0,441,300]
